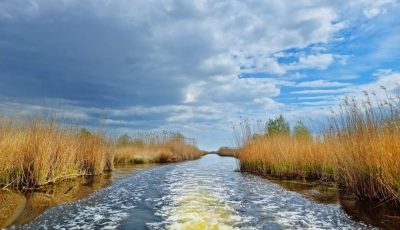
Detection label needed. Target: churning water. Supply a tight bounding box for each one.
[15,154,375,229]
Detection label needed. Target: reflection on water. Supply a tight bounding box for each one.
[269,179,340,204]
[14,174,112,226]
[0,191,26,228]
[0,164,156,228]
[270,178,400,229]
[340,194,400,229]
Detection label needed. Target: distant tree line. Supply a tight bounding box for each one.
[116,131,196,147]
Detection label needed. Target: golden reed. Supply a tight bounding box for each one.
[0,116,202,190]
[114,131,203,164]
[0,116,113,189]
[237,91,400,204]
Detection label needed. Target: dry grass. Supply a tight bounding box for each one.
[0,115,114,189]
[239,135,335,180]
[114,132,203,164]
[0,112,202,191]
[237,91,400,204]
[217,147,237,157]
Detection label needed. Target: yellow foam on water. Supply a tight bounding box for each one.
[165,190,241,230]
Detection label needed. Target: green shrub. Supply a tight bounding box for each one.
[265,115,290,136]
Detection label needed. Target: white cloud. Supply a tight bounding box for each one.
[299,54,334,69]
[291,88,352,95]
[0,101,91,121]
[296,101,336,106]
[353,69,400,95]
[287,53,335,71]
[184,81,206,103]
[297,95,336,100]
[360,0,397,18]
[186,76,281,105]
[291,70,400,116]
[295,80,351,88]
[253,97,284,110]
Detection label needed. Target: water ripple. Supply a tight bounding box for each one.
[17,155,375,229]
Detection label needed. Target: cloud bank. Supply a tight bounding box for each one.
[0,0,399,150]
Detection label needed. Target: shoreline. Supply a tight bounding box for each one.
[1,154,206,228]
[0,162,166,228]
[240,166,400,229]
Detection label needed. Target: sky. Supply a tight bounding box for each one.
[0,0,399,151]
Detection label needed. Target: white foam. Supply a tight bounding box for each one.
[23,155,375,229]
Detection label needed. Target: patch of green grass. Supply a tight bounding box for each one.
[132,158,145,164]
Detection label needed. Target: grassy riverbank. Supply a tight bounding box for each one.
[0,116,113,189]
[0,115,201,190]
[237,93,400,204]
[114,132,203,164]
[216,147,237,157]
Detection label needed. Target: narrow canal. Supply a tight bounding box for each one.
[6,154,399,229]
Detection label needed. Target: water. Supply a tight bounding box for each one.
[0,164,156,228]
[4,154,398,229]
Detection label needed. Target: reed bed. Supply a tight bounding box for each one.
[0,115,202,190]
[237,91,400,204]
[114,131,203,164]
[0,116,114,189]
[216,147,237,157]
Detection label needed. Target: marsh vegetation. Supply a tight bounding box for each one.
[216,146,237,157]
[114,132,203,164]
[0,114,201,192]
[236,91,400,206]
[0,116,114,190]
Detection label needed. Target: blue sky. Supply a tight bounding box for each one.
[0,0,399,150]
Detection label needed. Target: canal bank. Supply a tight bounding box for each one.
[1,164,158,228]
[5,154,396,229]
